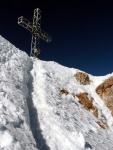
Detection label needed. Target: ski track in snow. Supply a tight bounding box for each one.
[1,35,113,150]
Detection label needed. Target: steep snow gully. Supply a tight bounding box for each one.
[1,35,113,150]
[27,59,50,150]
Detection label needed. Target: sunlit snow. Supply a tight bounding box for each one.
[0,35,113,150]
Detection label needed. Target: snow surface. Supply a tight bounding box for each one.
[1,35,113,150]
[0,36,37,150]
[31,59,113,150]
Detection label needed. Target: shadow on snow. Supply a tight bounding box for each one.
[27,64,50,150]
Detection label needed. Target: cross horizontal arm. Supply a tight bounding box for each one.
[18,16,52,42]
[40,29,52,42]
[18,16,33,32]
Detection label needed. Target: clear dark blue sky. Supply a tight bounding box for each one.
[1,0,113,75]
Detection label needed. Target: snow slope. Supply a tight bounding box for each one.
[1,35,113,150]
[0,36,37,150]
[31,59,113,150]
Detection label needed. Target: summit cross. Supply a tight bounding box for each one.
[18,8,52,57]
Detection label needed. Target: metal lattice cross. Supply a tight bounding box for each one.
[18,8,52,57]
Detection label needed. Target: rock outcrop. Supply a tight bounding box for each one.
[74,72,91,85]
[76,92,98,118]
[96,76,113,116]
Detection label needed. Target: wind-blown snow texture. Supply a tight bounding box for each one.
[1,35,113,150]
[0,36,37,150]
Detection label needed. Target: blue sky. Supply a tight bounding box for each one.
[0,0,113,75]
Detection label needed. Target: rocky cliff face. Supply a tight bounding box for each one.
[96,76,113,116]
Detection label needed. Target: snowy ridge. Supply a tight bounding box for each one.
[1,35,113,150]
[0,36,37,149]
[31,59,113,150]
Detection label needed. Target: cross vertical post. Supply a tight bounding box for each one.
[18,8,52,58]
[31,8,41,57]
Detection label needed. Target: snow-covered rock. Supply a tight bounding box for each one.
[1,35,113,150]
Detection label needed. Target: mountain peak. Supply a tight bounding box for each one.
[1,35,113,150]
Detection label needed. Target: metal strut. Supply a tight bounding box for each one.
[18,8,52,57]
